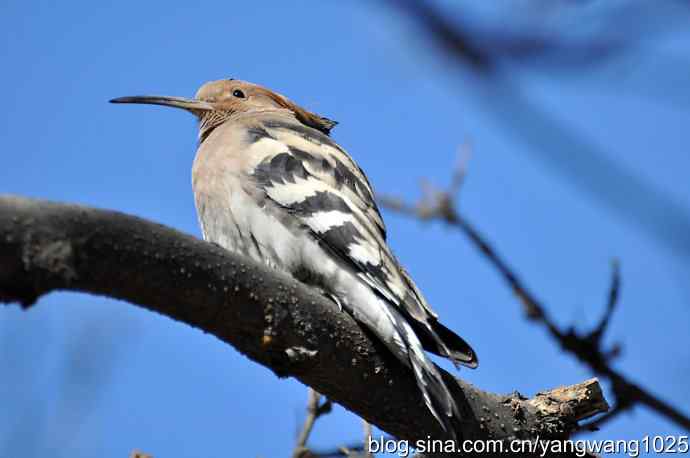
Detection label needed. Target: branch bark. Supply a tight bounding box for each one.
[0,195,608,451]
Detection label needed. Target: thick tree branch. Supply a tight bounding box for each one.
[0,195,607,451]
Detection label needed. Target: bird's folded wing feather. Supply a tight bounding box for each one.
[249,119,436,322]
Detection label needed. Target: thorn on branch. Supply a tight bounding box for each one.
[450,142,472,195]
[586,259,621,349]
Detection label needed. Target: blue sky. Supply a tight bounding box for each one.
[1,1,689,457]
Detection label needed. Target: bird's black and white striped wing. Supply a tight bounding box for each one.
[250,121,410,301]
[259,120,386,237]
[248,119,477,369]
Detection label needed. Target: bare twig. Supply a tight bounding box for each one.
[586,260,621,347]
[293,389,333,458]
[361,420,372,458]
[379,170,690,433]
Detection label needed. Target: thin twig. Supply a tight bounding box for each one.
[293,388,333,458]
[361,420,373,458]
[587,260,621,346]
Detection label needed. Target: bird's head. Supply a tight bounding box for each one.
[110,79,337,142]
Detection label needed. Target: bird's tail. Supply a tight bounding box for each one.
[398,267,478,369]
[341,280,462,435]
[396,317,460,437]
[421,319,479,369]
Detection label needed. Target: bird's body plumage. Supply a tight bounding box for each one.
[111,79,478,434]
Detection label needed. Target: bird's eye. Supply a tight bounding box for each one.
[232,89,246,98]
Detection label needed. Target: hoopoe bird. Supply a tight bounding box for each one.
[111,79,478,433]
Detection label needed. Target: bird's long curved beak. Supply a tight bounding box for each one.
[109,95,214,112]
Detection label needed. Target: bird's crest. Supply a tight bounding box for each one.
[263,90,338,135]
